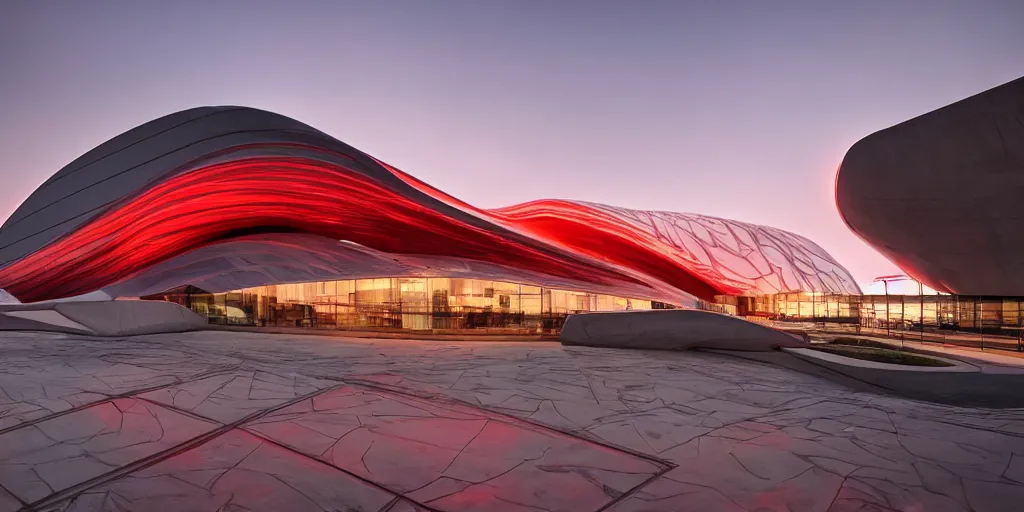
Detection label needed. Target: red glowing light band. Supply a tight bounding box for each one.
[0,157,646,302]
[0,144,859,303]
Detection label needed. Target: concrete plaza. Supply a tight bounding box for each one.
[1,330,1023,511]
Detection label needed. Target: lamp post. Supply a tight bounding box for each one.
[873,275,927,349]
[979,297,984,351]
[884,280,890,338]
[920,280,925,342]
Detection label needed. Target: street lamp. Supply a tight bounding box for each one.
[872,275,927,349]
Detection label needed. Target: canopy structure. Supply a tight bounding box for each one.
[0,107,859,304]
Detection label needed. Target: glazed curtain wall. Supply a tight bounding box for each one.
[753,292,1024,352]
[149,277,663,332]
[754,292,1024,333]
[753,293,862,321]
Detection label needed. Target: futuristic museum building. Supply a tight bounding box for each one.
[0,106,860,331]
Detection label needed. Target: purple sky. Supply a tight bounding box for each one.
[1,1,1022,288]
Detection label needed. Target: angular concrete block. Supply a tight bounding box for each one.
[1,309,94,333]
[559,310,804,351]
[52,301,207,336]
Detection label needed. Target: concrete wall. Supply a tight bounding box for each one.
[0,300,207,336]
[783,349,1024,408]
[559,309,805,351]
[836,76,1024,295]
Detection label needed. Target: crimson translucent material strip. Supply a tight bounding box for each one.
[0,150,859,303]
[385,162,859,298]
[0,158,644,302]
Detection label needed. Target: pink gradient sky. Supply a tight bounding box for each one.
[1,1,1022,289]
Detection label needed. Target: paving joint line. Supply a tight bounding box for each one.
[21,382,344,511]
[320,374,676,470]
[0,481,27,509]
[378,496,405,512]
[594,465,674,512]
[245,414,668,512]
[242,428,442,512]
[248,377,673,511]
[0,365,239,436]
[131,395,235,425]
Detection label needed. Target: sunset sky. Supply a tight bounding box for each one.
[1,0,1022,288]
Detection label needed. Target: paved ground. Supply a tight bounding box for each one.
[1,331,1024,511]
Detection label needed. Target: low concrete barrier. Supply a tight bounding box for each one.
[0,288,19,304]
[0,300,207,336]
[775,348,1024,408]
[559,309,805,351]
[54,301,207,336]
[0,309,95,334]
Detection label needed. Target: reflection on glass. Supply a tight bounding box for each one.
[146,277,662,333]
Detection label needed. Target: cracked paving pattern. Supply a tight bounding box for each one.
[0,397,217,506]
[243,385,667,511]
[0,332,239,431]
[0,487,18,512]
[139,370,333,423]
[1,330,1023,511]
[48,429,418,512]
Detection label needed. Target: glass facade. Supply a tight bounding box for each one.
[142,275,1024,351]
[856,295,1024,333]
[147,277,675,334]
[746,292,1024,351]
[749,292,862,323]
[748,292,1024,332]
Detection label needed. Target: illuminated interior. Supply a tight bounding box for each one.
[145,277,666,332]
